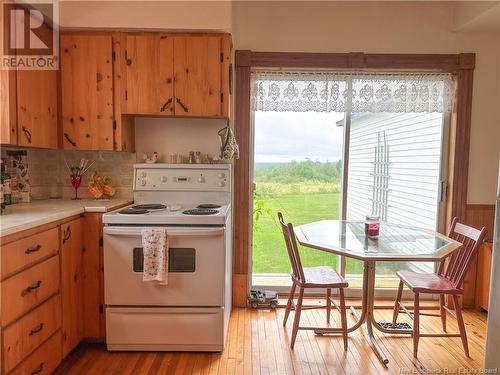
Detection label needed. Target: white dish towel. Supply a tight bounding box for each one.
[141,228,169,286]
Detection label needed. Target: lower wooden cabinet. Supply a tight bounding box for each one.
[60,217,85,357]
[2,295,61,373]
[1,213,109,374]
[8,331,62,375]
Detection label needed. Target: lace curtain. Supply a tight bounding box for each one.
[251,71,454,113]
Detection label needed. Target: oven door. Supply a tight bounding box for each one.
[103,226,226,307]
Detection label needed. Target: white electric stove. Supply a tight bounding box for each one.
[103,164,232,352]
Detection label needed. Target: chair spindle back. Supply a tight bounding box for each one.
[278,212,305,284]
[438,217,487,289]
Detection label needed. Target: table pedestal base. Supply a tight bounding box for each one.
[313,261,412,367]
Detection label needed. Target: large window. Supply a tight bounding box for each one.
[250,70,453,290]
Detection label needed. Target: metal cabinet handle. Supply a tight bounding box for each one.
[62,226,72,244]
[175,97,189,113]
[160,98,173,112]
[29,323,44,336]
[63,133,77,147]
[22,126,32,144]
[21,280,42,296]
[31,362,44,375]
[25,244,42,254]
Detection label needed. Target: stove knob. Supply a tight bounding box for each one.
[198,177,206,183]
[217,181,225,187]
[140,179,147,186]
[217,172,225,179]
[161,176,168,183]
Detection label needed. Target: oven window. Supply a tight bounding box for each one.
[133,248,196,273]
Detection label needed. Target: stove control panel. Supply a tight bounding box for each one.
[133,165,231,192]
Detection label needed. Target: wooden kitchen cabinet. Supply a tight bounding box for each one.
[0,65,58,149]
[123,33,174,115]
[122,33,232,118]
[60,32,135,152]
[17,70,58,148]
[60,217,84,357]
[60,34,114,151]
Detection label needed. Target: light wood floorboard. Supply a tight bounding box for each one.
[55,300,487,375]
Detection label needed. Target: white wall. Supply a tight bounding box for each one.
[60,1,500,204]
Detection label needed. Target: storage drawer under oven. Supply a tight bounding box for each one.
[106,307,224,352]
[103,226,226,307]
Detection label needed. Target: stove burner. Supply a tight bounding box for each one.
[197,204,221,209]
[132,204,167,210]
[183,208,218,215]
[118,208,149,215]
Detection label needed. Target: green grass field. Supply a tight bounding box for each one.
[252,191,364,274]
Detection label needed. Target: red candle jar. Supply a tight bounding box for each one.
[365,215,380,239]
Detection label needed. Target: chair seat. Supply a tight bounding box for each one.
[297,266,348,288]
[396,270,462,294]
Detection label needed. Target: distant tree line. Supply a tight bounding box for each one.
[254,159,342,184]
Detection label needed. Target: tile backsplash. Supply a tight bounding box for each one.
[1,147,135,201]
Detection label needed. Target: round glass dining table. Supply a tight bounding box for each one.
[294,220,462,366]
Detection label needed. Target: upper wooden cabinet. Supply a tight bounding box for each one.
[122,33,232,118]
[60,34,115,151]
[123,34,174,115]
[0,67,58,149]
[17,70,58,148]
[60,33,135,152]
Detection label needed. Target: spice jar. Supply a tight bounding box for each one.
[365,215,380,239]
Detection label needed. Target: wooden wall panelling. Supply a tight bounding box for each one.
[123,33,174,115]
[60,217,84,357]
[173,35,222,117]
[461,204,496,308]
[112,32,135,152]
[232,51,252,307]
[476,243,492,311]
[16,70,58,148]
[60,34,114,150]
[82,213,105,341]
[0,69,17,145]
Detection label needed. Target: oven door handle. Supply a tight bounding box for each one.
[104,227,224,237]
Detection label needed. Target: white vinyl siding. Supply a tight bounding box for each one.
[346,112,444,230]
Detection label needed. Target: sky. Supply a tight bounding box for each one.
[253,111,345,163]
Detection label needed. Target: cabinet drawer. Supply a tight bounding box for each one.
[8,331,62,375]
[3,295,61,373]
[1,256,60,326]
[1,227,59,279]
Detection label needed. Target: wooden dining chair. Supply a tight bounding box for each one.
[278,212,349,350]
[392,218,488,358]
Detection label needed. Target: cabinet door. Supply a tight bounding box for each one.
[173,36,222,117]
[124,34,174,115]
[61,34,114,150]
[60,218,84,357]
[17,70,57,148]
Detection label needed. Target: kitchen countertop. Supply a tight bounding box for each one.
[0,198,133,238]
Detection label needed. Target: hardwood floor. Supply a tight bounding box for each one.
[55,300,487,374]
